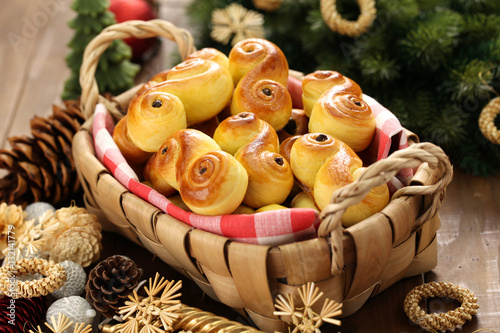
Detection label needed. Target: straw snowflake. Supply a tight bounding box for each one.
[4,209,59,260]
[211,3,265,46]
[118,273,183,333]
[273,282,342,333]
[29,313,93,333]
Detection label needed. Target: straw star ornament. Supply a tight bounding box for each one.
[211,3,265,46]
[273,282,342,333]
[118,273,183,333]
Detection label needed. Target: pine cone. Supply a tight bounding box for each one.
[85,255,143,318]
[49,226,102,267]
[0,202,25,259]
[0,100,86,207]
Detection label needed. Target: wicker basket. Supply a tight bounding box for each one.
[72,20,453,332]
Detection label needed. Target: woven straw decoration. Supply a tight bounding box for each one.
[320,0,377,37]
[478,96,500,144]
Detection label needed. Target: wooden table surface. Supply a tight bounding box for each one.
[1,1,499,332]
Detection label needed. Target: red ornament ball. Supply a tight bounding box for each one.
[109,0,158,62]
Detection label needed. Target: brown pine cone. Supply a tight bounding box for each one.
[85,255,143,318]
[0,100,85,207]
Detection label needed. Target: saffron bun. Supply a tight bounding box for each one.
[178,150,248,215]
[137,69,170,95]
[213,112,294,208]
[156,57,234,125]
[228,38,292,131]
[302,70,362,117]
[143,154,177,197]
[290,133,389,226]
[127,90,187,152]
[145,129,248,215]
[145,129,221,191]
[112,115,152,169]
[277,108,309,143]
[185,47,230,72]
[305,71,376,152]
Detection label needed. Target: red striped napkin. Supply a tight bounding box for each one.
[92,79,411,246]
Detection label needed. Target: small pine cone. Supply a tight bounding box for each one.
[40,205,101,251]
[0,202,26,259]
[85,255,143,318]
[49,226,102,267]
[0,100,85,207]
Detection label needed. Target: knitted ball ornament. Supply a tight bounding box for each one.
[24,202,56,225]
[52,261,87,299]
[46,296,96,333]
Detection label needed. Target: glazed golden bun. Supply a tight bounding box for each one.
[277,108,309,142]
[127,90,187,152]
[153,57,234,126]
[185,47,230,73]
[145,129,221,191]
[228,38,292,131]
[290,133,389,227]
[178,150,248,215]
[302,70,362,117]
[145,129,248,215]
[112,115,152,169]
[137,69,169,95]
[305,71,376,152]
[143,154,177,197]
[290,192,319,212]
[213,112,295,208]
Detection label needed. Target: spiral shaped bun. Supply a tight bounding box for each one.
[214,112,294,208]
[278,108,309,142]
[161,57,233,125]
[290,133,389,227]
[137,69,170,95]
[302,70,362,117]
[185,47,230,72]
[178,151,248,215]
[309,91,375,152]
[145,129,248,215]
[112,115,152,168]
[127,90,187,152]
[145,129,221,191]
[229,38,292,131]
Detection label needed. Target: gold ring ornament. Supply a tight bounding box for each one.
[404,281,479,331]
[478,96,500,144]
[0,258,67,299]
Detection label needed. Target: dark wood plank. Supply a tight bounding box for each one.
[424,168,500,332]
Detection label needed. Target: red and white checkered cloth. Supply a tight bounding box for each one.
[92,80,412,246]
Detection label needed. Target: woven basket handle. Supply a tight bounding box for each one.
[79,19,197,120]
[318,142,453,274]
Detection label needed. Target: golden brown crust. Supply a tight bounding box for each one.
[277,108,310,142]
[127,90,187,152]
[309,90,375,152]
[290,133,389,226]
[229,38,292,131]
[302,70,362,117]
[214,112,294,208]
[112,116,152,169]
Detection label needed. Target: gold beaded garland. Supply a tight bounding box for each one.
[0,258,67,299]
[404,281,479,331]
